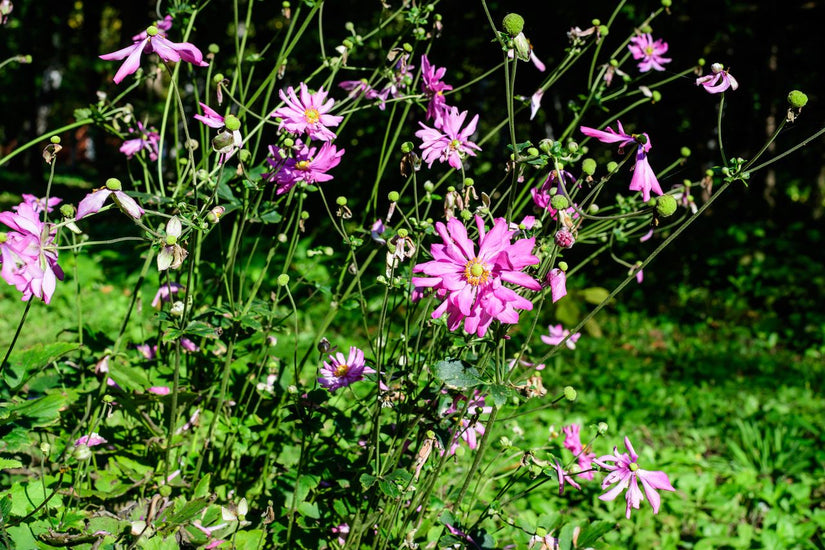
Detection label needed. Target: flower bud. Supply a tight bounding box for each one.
[526,147,539,157]
[651,90,662,103]
[146,25,159,37]
[502,13,524,37]
[554,228,575,249]
[463,177,474,187]
[606,161,618,173]
[563,386,577,401]
[397,228,409,238]
[60,204,76,218]
[105,177,122,191]
[207,206,225,224]
[566,141,579,153]
[512,32,531,62]
[73,445,92,461]
[538,139,553,154]
[680,147,691,158]
[388,191,400,202]
[170,301,185,317]
[460,209,472,221]
[224,114,241,131]
[558,261,568,271]
[423,181,435,193]
[787,90,808,109]
[581,158,596,176]
[336,196,347,206]
[401,141,414,154]
[212,130,236,152]
[213,72,224,83]
[277,274,290,286]
[662,0,672,6]
[597,422,608,435]
[550,195,569,211]
[656,194,677,217]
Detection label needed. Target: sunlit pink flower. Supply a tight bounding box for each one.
[529,533,561,549]
[696,63,738,94]
[563,424,596,480]
[416,107,481,171]
[319,346,375,392]
[554,459,581,495]
[448,418,485,455]
[100,24,208,84]
[17,194,61,215]
[271,83,343,142]
[0,202,63,304]
[595,437,675,519]
[119,121,160,161]
[76,180,144,220]
[420,54,453,125]
[546,268,567,303]
[412,215,541,337]
[580,121,662,202]
[628,33,671,72]
[75,432,107,447]
[263,140,345,195]
[541,324,581,349]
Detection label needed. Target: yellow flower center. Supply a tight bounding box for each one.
[629,462,639,472]
[295,160,310,171]
[334,364,350,378]
[464,257,490,287]
[304,108,320,124]
[449,139,461,151]
[644,46,654,56]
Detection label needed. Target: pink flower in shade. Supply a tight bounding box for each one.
[100,24,208,85]
[75,432,107,447]
[546,268,567,303]
[554,459,581,495]
[180,337,199,353]
[271,83,343,142]
[331,523,349,547]
[263,140,345,195]
[151,282,184,308]
[696,63,739,94]
[0,202,64,304]
[17,194,61,215]
[319,346,375,393]
[595,437,676,519]
[416,107,481,171]
[148,386,171,395]
[563,424,596,480]
[76,180,144,220]
[119,121,160,161]
[580,121,663,202]
[627,33,672,72]
[136,343,158,360]
[411,215,541,338]
[541,324,581,350]
[420,54,453,125]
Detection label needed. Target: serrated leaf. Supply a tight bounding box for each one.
[9,392,73,426]
[0,458,23,470]
[166,498,208,526]
[434,360,483,389]
[378,479,400,498]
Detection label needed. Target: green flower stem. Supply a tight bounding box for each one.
[454,406,498,513]
[112,248,155,356]
[717,92,728,166]
[742,117,788,172]
[0,119,92,168]
[745,123,825,173]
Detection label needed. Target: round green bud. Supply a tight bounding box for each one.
[103,394,115,403]
[224,114,241,131]
[239,149,251,163]
[300,211,309,220]
[21,55,33,64]
[640,24,652,34]
[538,139,553,154]
[165,234,177,245]
[656,194,678,217]
[277,274,290,286]
[567,141,579,153]
[403,42,413,53]
[388,191,400,202]
[558,261,569,271]
[697,58,706,67]
[787,90,808,109]
[581,158,597,176]
[342,38,354,49]
[423,181,435,193]
[446,185,456,193]
[536,527,548,538]
[344,21,355,33]
[336,196,347,206]
[597,421,608,435]
[159,484,172,497]
[454,445,466,458]
[282,1,291,7]
[463,177,474,187]
[563,386,577,401]
[460,209,472,221]
[651,90,662,103]
[502,13,525,37]
[680,147,691,158]
[591,18,601,26]
[50,135,61,144]
[662,0,672,6]
[146,25,159,37]
[550,195,569,210]
[40,442,50,455]
[397,228,409,238]
[526,147,539,157]
[647,198,657,207]
[282,137,295,148]
[609,58,619,67]
[598,25,609,36]
[208,44,220,54]
[105,177,122,191]
[435,14,442,21]
[59,204,75,218]
[401,141,414,154]
[589,204,599,214]
[606,161,618,173]
[213,73,224,83]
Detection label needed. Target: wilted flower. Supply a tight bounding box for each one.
[77,178,144,220]
[627,33,672,72]
[554,459,582,495]
[530,89,544,120]
[318,346,375,392]
[546,268,567,303]
[541,324,581,349]
[696,63,738,94]
[157,216,187,271]
[119,121,160,161]
[412,215,541,337]
[100,23,208,84]
[416,107,481,170]
[595,437,675,519]
[271,83,343,142]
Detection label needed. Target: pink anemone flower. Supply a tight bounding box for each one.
[415,107,481,170]
[627,33,672,72]
[271,83,343,142]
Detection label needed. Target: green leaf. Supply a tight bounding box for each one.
[108,362,151,392]
[192,474,211,499]
[558,523,575,550]
[9,391,75,426]
[576,521,614,548]
[260,209,283,224]
[4,342,79,389]
[487,384,516,407]
[434,360,483,389]
[359,473,376,489]
[234,530,265,550]
[0,458,23,470]
[297,501,320,519]
[296,474,320,503]
[183,321,218,338]
[378,479,400,498]
[166,498,208,527]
